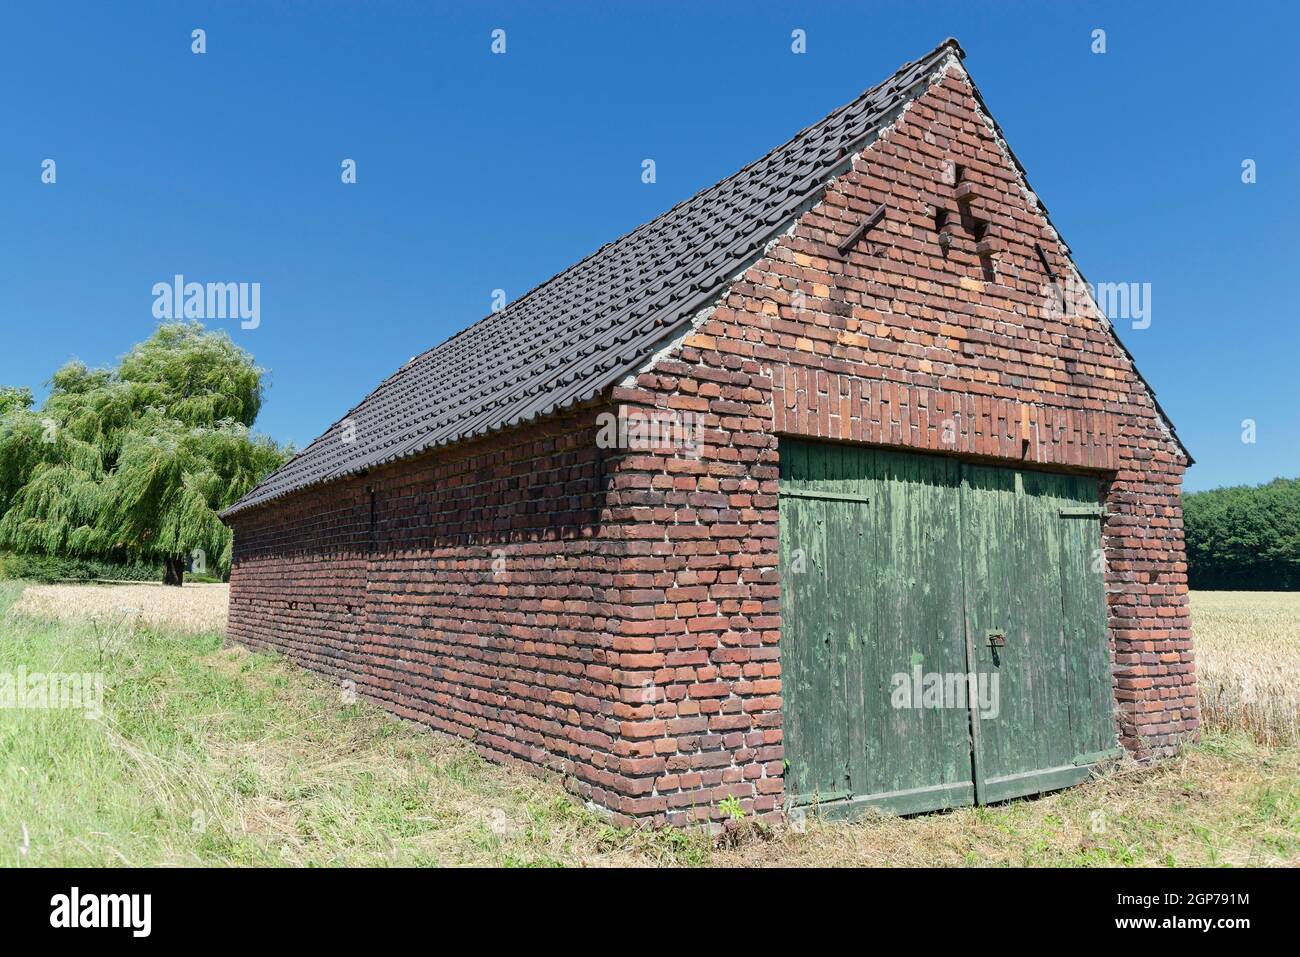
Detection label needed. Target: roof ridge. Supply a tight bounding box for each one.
[369,39,965,377]
[223,38,964,517]
[397,38,964,376]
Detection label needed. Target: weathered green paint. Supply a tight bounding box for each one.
[1059,494,1118,764]
[978,762,1096,805]
[778,443,847,803]
[779,442,971,813]
[962,465,1096,801]
[779,440,1115,818]
[866,449,971,809]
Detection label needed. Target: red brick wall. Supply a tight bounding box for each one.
[604,60,1194,825]
[228,58,1195,828]
[227,406,642,812]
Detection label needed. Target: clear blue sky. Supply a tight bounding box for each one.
[2,1,1295,492]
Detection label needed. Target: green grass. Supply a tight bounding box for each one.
[2,580,1297,867]
[0,581,705,866]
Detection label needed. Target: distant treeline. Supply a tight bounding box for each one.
[1184,477,1300,590]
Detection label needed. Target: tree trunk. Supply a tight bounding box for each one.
[162,556,185,586]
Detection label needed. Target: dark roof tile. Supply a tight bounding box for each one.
[223,39,966,517]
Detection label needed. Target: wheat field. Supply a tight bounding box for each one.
[1190,591,1300,746]
[11,582,229,635]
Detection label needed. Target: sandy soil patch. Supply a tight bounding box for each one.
[11,581,229,634]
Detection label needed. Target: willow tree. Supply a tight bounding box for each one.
[0,387,33,415]
[0,322,291,584]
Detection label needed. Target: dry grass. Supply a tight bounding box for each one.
[1190,591,1300,746]
[11,582,229,636]
[176,646,703,868]
[714,736,1299,867]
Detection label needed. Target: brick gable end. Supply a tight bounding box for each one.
[605,60,1194,825]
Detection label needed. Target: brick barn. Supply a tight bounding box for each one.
[223,39,1196,827]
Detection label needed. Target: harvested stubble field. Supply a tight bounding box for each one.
[1,581,1296,867]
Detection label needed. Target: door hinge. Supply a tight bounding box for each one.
[1059,505,1104,518]
[780,488,871,503]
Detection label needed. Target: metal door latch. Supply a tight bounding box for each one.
[986,630,1006,648]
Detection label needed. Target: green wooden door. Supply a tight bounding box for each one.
[779,440,1116,817]
[960,466,1116,803]
[778,444,863,804]
[864,450,973,813]
[1059,491,1120,765]
[780,442,972,815]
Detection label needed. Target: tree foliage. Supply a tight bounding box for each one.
[0,322,291,580]
[0,386,33,415]
[1184,478,1300,590]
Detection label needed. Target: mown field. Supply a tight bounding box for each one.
[1,582,1296,867]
